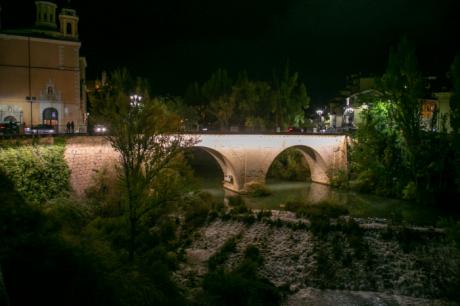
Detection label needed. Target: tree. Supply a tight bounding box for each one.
[232,75,272,130]
[209,95,235,131]
[271,63,310,129]
[90,70,195,260]
[380,38,424,192]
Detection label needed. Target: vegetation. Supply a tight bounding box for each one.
[267,148,310,182]
[349,40,460,206]
[0,142,69,205]
[3,42,460,304]
[90,69,196,260]
[201,245,283,306]
[181,64,310,131]
[245,182,272,197]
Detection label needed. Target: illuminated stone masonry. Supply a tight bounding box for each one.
[64,134,348,196]
[194,134,348,193]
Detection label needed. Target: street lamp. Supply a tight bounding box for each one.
[344,106,354,129]
[130,94,142,108]
[316,109,324,132]
[26,96,36,128]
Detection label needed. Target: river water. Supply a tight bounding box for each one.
[188,149,448,226]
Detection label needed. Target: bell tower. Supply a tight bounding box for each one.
[59,2,79,39]
[35,1,58,29]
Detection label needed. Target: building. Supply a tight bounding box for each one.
[0,1,87,133]
[326,75,378,130]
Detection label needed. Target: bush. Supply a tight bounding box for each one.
[438,217,460,247]
[246,182,271,197]
[227,196,250,214]
[208,236,239,271]
[202,245,283,306]
[402,181,417,200]
[285,201,349,219]
[0,144,70,205]
[330,169,349,189]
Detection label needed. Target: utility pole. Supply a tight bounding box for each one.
[26,37,36,129]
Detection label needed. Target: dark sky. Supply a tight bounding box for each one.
[1,0,460,103]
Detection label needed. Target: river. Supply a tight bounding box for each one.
[187,149,450,226]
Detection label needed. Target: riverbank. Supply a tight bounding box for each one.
[173,214,459,305]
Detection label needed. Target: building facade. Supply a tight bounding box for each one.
[0,1,87,132]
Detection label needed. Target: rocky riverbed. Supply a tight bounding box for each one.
[173,212,459,305]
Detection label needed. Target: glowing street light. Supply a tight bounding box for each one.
[130,94,142,107]
[316,109,324,132]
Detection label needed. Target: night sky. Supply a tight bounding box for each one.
[1,0,460,103]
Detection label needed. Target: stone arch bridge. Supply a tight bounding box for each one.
[64,134,348,196]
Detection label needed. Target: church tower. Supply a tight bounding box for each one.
[35,1,58,29]
[59,3,79,39]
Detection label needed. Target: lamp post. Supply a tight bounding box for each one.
[344,106,354,129]
[316,109,323,132]
[26,96,36,128]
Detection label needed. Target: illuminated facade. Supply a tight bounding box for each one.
[0,1,87,132]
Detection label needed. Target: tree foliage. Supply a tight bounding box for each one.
[380,38,424,166]
[350,40,460,204]
[90,69,196,260]
[182,66,310,131]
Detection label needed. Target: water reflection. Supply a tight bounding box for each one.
[201,179,449,225]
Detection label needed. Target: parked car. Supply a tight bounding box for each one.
[287,127,303,133]
[0,122,19,135]
[93,124,108,134]
[24,124,56,135]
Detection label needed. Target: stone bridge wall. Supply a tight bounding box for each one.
[64,136,119,196]
[63,135,348,196]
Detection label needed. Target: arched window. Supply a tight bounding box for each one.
[43,108,58,126]
[47,86,53,95]
[66,23,72,35]
[4,116,17,123]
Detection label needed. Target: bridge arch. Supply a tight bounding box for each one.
[192,146,242,191]
[265,145,330,185]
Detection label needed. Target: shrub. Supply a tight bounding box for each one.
[402,181,417,200]
[208,236,239,271]
[330,169,349,189]
[227,196,250,214]
[246,182,271,197]
[286,201,349,219]
[438,217,460,247]
[202,245,283,306]
[0,144,70,205]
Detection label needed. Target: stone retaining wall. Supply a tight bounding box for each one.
[64,136,119,196]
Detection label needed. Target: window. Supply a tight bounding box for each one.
[66,23,72,35]
[43,108,59,126]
